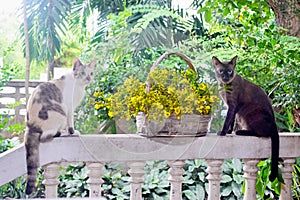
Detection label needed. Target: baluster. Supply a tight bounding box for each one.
[15,86,21,124]
[168,160,185,200]
[42,163,60,198]
[243,159,259,200]
[280,158,295,200]
[128,161,146,200]
[86,162,105,198]
[206,159,223,200]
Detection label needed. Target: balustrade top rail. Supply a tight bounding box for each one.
[0,133,299,186]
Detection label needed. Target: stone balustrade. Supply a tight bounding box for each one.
[0,133,299,199]
[0,80,43,125]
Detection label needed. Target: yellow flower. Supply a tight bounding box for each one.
[199,83,207,91]
[164,111,171,118]
[94,104,101,110]
[168,87,175,94]
[108,111,114,118]
[174,107,181,115]
[93,92,99,98]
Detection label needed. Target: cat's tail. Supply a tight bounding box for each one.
[25,126,41,195]
[269,127,279,182]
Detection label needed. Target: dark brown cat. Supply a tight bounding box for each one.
[212,55,279,182]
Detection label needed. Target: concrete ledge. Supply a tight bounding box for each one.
[0,133,298,186]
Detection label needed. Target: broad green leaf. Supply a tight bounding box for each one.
[204,10,212,23]
[233,174,244,184]
[183,189,197,200]
[232,159,243,173]
[195,184,206,200]
[221,174,233,183]
[231,182,241,197]
[198,172,206,182]
[221,185,232,196]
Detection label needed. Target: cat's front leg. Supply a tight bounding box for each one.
[66,107,81,136]
[67,108,75,135]
[227,119,235,134]
[220,107,236,136]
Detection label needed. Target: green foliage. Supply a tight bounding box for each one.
[183,159,207,200]
[0,177,27,199]
[198,0,274,36]
[142,161,170,199]
[21,0,71,63]
[275,110,300,132]
[102,162,130,199]
[221,159,244,199]
[0,54,25,136]
[0,137,20,153]
[58,163,89,197]
[293,158,300,199]
[75,48,163,134]
[180,3,300,132]
[0,61,19,90]
[255,159,282,199]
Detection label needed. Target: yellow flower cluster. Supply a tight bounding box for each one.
[93,68,218,120]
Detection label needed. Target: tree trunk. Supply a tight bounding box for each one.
[47,61,54,80]
[23,0,30,104]
[265,0,300,38]
[47,0,55,81]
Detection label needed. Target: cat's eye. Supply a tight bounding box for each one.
[228,70,233,74]
[218,70,224,75]
[80,71,86,76]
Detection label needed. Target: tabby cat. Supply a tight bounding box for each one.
[25,58,95,195]
[212,55,279,182]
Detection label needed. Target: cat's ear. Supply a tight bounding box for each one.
[230,55,237,66]
[88,59,97,68]
[73,57,83,71]
[212,56,221,67]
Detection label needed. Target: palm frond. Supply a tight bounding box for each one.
[20,0,71,63]
[128,5,193,50]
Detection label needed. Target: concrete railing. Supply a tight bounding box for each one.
[0,80,43,124]
[0,133,299,199]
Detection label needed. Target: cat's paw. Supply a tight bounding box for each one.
[68,127,75,135]
[60,128,80,137]
[218,131,227,136]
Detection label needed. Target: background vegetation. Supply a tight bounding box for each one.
[0,0,299,199]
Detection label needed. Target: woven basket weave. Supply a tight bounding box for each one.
[136,52,211,137]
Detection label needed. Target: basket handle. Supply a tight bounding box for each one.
[146,52,196,92]
[150,52,196,72]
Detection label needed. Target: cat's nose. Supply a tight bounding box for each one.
[223,76,230,82]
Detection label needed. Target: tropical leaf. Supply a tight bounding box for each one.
[20,0,71,64]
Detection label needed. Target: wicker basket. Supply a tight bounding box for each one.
[136,52,212,137]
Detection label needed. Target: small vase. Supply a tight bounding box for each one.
[136,112,146,134]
